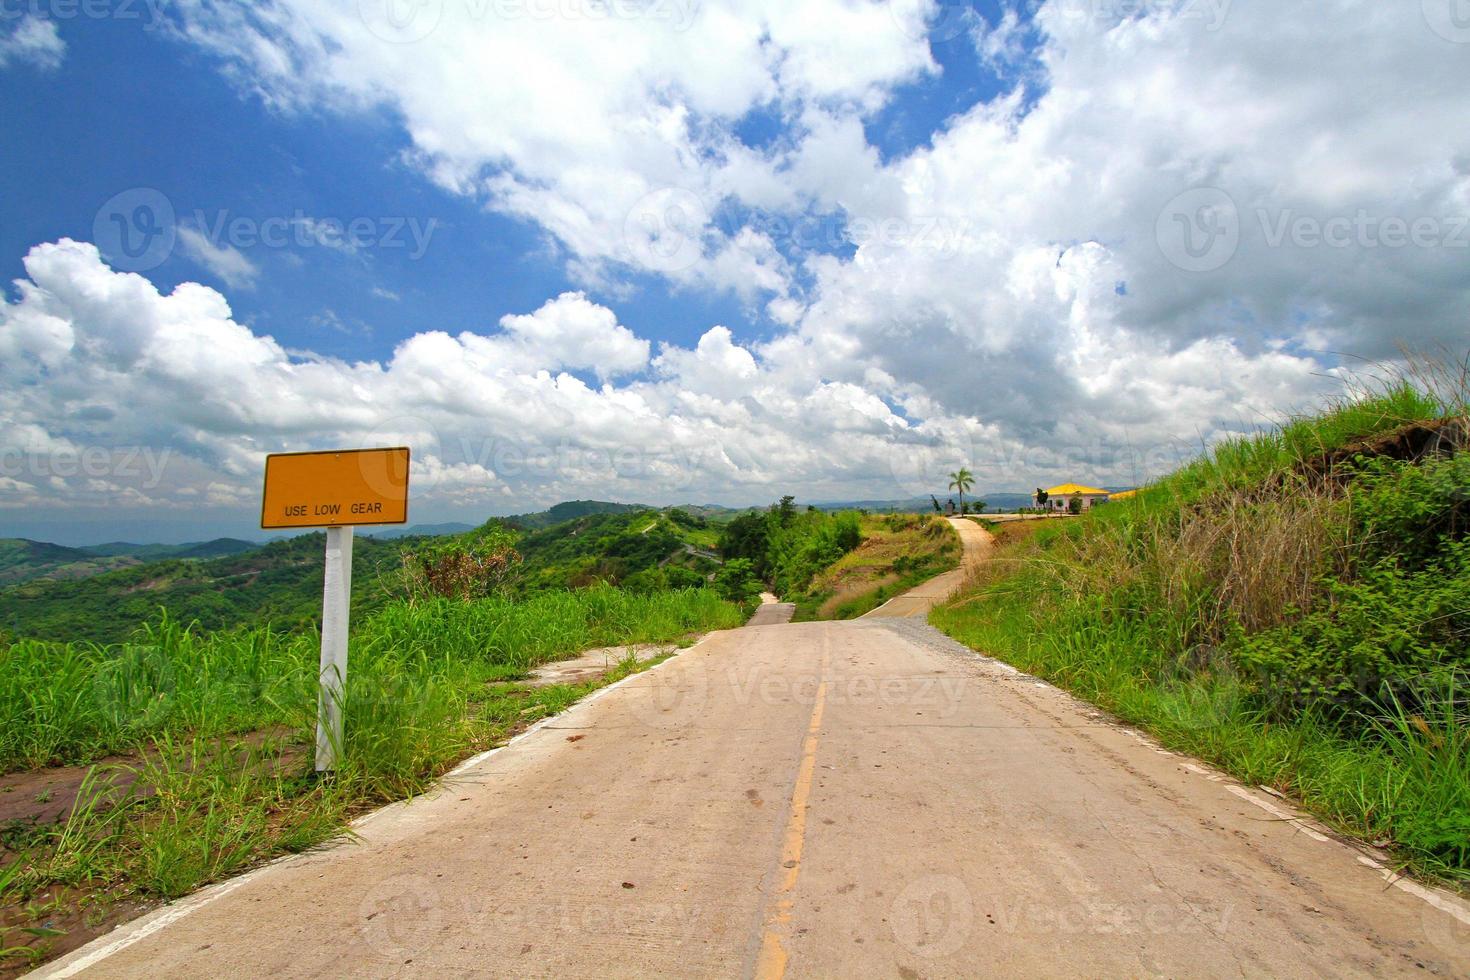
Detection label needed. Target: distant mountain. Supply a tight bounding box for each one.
[502,500,650,530]
[0,504,723,644]
[364,522,477,540]
[0,533,410,645]
[810,492,1042,513]
[0,537,260,588]
[78,538,259,560]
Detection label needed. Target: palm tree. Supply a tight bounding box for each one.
[948,468,974,515]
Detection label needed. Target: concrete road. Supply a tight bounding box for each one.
[862,517,992,619]
[40,616,1470,978]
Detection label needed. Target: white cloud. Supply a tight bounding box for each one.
[1,240,1339,518]
[0,16,65,71]
[178,226,261,290]
[164,0,935,295]
[8,1,1468,519]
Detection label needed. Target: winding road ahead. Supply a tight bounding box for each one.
[37,519,1470,978]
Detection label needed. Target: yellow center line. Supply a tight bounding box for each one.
[755,628,831,980]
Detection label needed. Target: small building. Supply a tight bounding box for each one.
[1036,483,1111,513]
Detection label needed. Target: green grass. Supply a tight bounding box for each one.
[791,514,961,620]
[0,585,744,967]
[932,380,1470,881]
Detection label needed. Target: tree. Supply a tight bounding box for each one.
[1068,494,1083,515]
[1035,488,1049,511]
[948,468,974,515]
[400,523,522,602]
[714,558,764,603]
[719,511,772,576]
[972,500,987,515]
[775,495,798,527]
[929,494,942,513]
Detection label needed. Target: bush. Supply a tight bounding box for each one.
[399,524,522,601]
[713,559,764,603]
[1237,541,1470,712]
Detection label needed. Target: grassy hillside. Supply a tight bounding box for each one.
[0,538,259,589]
[514,507,724,591]
[77,539,258,561]
[0,539,137,587]
[794,513,961,620]
[0,533,414,645]
[932,380,1470,880]
[502,499,649,530]
[0,505,733,644]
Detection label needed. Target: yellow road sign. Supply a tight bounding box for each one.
[260,447,410,529]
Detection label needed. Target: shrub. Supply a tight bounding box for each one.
[399,524,521,601]
[1236,540,1470,713]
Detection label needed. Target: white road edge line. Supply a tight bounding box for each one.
[1225,784,1332,843]
[30,635,714,979]
[1355,855,1470,926]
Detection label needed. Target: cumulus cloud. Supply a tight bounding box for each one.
[163,0,935,295]
[0,16,65,71]
[1,240,1338,517]
[7,0,1466,519]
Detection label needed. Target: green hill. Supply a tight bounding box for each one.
[77,538,259,561]
[0,533,410,644]
[933,384,1470,879]
[0,539,140,586]
[0,504,733,645]
[503,499,648,530]
[0,537,262,588]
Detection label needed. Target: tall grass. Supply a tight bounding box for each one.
[0,587,740,773]
[933,378,1470,880]
[0,585,744,963]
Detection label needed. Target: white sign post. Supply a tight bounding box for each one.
[315,525,354,774]
[260,447,410,776]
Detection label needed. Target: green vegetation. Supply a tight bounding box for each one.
[718,496,865,600]
[513,507,722,591]
[791,513,960,620]
[0,538,258,589]
[0,533,411,645]
[0,586,743,967]
[932,378,1470,879]
[948,467,974,515]
[0,504,730,645]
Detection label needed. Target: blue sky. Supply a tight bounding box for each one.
[1,1,1466,543]
[1,1,1014,367]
